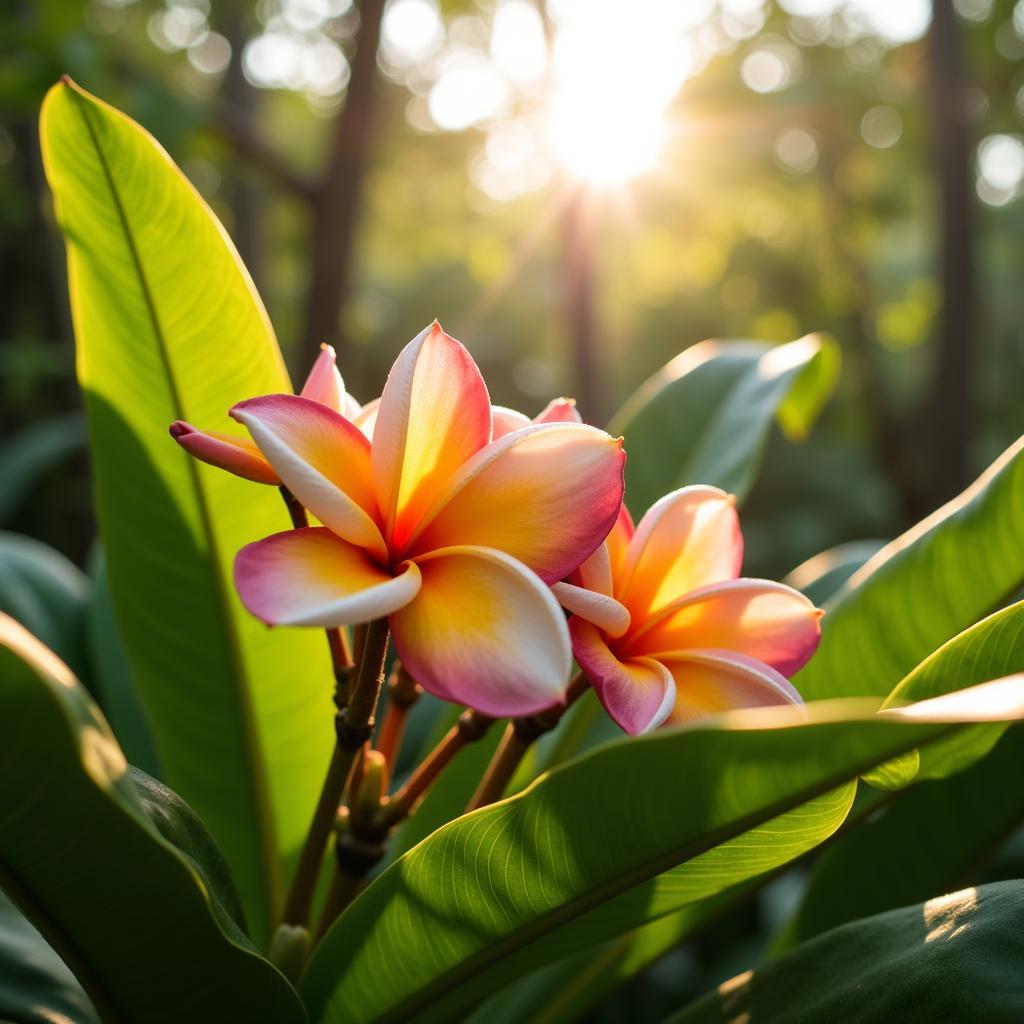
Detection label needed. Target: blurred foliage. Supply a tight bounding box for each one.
[3,0,1024,573]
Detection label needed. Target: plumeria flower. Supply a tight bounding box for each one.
[355,395,581,443]
[175,323,625,718]
[492,398,582,438]
[554,486,823,734]
[169,343,361,484]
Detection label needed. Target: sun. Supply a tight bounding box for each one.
[540,1,689,187]
[546,94,666,187]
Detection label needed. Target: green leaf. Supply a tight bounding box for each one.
[864,600,1024,789]
[40,78,334,942]
[795,435,1024,702]
[0,613,306,1024]
[389,717,504,862]
[85,548,161,777]
[300,682,1024,1024]
[0,530,89,679]
[776,728,1024,955]
[129,765,246,933]
[668,880,1024,1024]
[467,889,743,1024]
[609,335,839,515]
[0,891,99,1024]
[0,412,86,525]
[783,538,887,606]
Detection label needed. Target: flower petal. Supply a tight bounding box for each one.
[491,406,532,440]
[617,486,742,620]
[569,540,614,596]
[606,502,635,579]
[372,323,492,551]
[235,527,420,627]
[299,343,346,413]
[353,397,380,438]
[231,395,385,559]
[552,582,630,637]
[661,648,804,725]
[169,421,279,485]
[625,578,823,676]
[408,423,626,582]
[390,545,571,717]
[534,397,582,425]
[569,617,675,735]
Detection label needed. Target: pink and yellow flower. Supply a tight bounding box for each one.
[169,343,362,484]
[554,486,822,734]
[173,323,625,718]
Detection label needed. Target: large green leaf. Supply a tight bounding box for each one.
[0,530,89,680]
[783,538,886,606]
[466,888,742,1024]
[300,681,1024,1024]
[40,78,334,941]
[129,765,247,933]
[85,549,161,776]
[0,891,99,1024]
[866,600,1024,788]
[796,435,1024,702]
[609,335,838,515]
[669,880,1024,1023]
[0,413,86,525]
[0,613,305,1024]
[776,728,1024,954]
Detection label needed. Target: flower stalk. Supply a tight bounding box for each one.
[467,672,588,811]
[281,617,390,927]
[374,663,422,767]
[377,709,493,829]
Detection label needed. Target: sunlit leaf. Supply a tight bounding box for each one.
[39,78,333,941]
[610,335,839,515]
[796,435,1024,702]
[863,599,1024,788]
[301,682,1024,1024]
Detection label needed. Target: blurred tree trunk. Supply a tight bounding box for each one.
[300,0,387,369]
[924,0,975,509]
[220,7,263,293]
[562,186,602,424]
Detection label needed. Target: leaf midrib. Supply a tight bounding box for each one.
[66,83,280,924]
[361,720,962,1024]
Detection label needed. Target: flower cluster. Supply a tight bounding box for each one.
[171,323,821,731]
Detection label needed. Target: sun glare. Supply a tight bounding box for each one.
[543,2,692,186]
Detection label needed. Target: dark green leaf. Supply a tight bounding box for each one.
[0,530,88,679]
[668,880,1024,1024]
[129,766,246,934]
[0,413,85,525]
[0,891,99,1024]
[84,549,160,777]
[0,612,305,1024]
